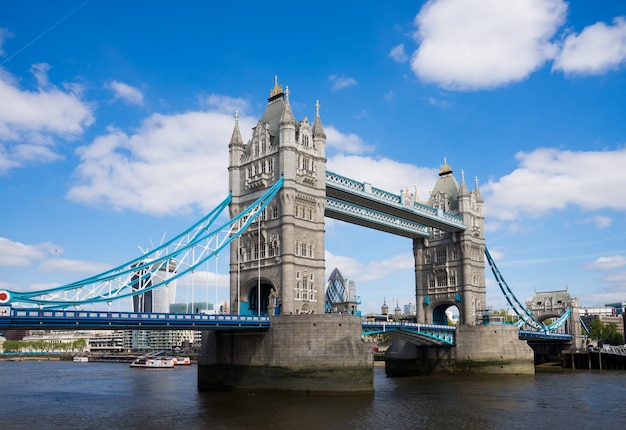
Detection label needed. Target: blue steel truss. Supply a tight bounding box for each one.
[361,321,455,346]
[325,170,466,232]
[0,177,284,309]
[485,247,571,336]
[325,197,429,238]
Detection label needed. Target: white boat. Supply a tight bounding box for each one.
[73,356,88,362]
[171,356,191,365]
[129,355,175,368]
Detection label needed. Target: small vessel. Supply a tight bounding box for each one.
[171,356,191,365]
[129,354,175,368]
[73,356,88,362]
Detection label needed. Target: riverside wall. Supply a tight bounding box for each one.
[385,325,535,376]
[197,314,373,393]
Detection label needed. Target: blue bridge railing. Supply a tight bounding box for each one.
[0,307,270,330]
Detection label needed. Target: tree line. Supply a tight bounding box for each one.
[2,338,87,354]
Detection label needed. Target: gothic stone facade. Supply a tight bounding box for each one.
[228,79,326,316]
[413,162,486,326]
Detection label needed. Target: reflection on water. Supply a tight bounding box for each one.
[2,361,626,429]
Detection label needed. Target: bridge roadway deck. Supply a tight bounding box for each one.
[0,308,573,345]
[0,308,270,330]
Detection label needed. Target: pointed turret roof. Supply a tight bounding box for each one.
[279,85,296,125]
[473,176,483,203]
[229,111,244,147]
[312,100,325,138]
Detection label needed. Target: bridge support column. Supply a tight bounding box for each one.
[197,314,373,393]
[385,325,534,376]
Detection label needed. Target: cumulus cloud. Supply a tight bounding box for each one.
[582,215,613,229]
[584,255,626,271]
[329,75,357,90]
[325,250,413,283]
[482,147,626,221]
[553,17,626,75]
[325,125,375,155]
[107,80,144,106]
[0,237,61,267]
[0,64,93,173]
[67,100,255,215]
[389,44,409,63]
[411,0,567,90]
[40,258,111,274]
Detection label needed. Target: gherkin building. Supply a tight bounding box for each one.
[325,268,347,313]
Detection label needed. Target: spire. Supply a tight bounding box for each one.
[439,157,452,176]
[268,75,284,101]
[279,85,296,125]
[458,168,469,196]
[312,99,326,138]
[229,111,243,147]
[473,176,483,203]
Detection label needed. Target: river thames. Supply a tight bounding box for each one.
[2,360,625,429]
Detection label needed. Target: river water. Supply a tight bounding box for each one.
[2,360,625,429]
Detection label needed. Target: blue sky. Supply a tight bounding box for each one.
[2,0,626,315]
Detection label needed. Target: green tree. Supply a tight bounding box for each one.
[588,318,625,346]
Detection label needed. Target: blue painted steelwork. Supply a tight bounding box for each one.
[325,170,466,233]
[361,321,456,346]
[0,177,284,309]
[485,247,571,334]
[325,197,429,238]
[519,330,571,341]
[0,306,269,330]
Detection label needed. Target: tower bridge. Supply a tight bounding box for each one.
[1,78,567,392]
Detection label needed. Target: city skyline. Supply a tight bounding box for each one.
[2,1,626,314]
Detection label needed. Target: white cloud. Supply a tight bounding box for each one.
[325,125,374,155]
[554,17,626,75]
[0,27,13,57]
[107,80,144,106]
[389,44,408,63]
[329,75,357,90]
[40,258,111,274]
[584,255,626,271]
[411,0,567,90]
[67,103,255,215]
[0,64,93,173]
[483,147,626,222]
[327,153,438,201]
[325,250,413,283]
[0,237,60,267]
[582,215,613,229]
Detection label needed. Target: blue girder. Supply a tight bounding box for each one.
[0,306,270,330]
[361,321,455,346]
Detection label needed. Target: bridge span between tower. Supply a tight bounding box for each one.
[325,170,467,237]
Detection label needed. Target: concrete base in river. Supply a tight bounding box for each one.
[197,314,373,393]
[385,325,535,376]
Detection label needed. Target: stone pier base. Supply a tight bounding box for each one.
[385,325,535,376]
[198,314,373,393]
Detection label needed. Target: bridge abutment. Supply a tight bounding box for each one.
[385,325,534,376]
[197,314,373,392]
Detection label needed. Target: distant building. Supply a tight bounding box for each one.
[131,260,177,313]
[404,302,416,316]
[325,268,360,315]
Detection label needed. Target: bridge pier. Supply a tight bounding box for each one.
[197,314,373,393]
[385,325,534,376]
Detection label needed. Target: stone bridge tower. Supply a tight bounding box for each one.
[413,160,486,326]
[227,78,326,316]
